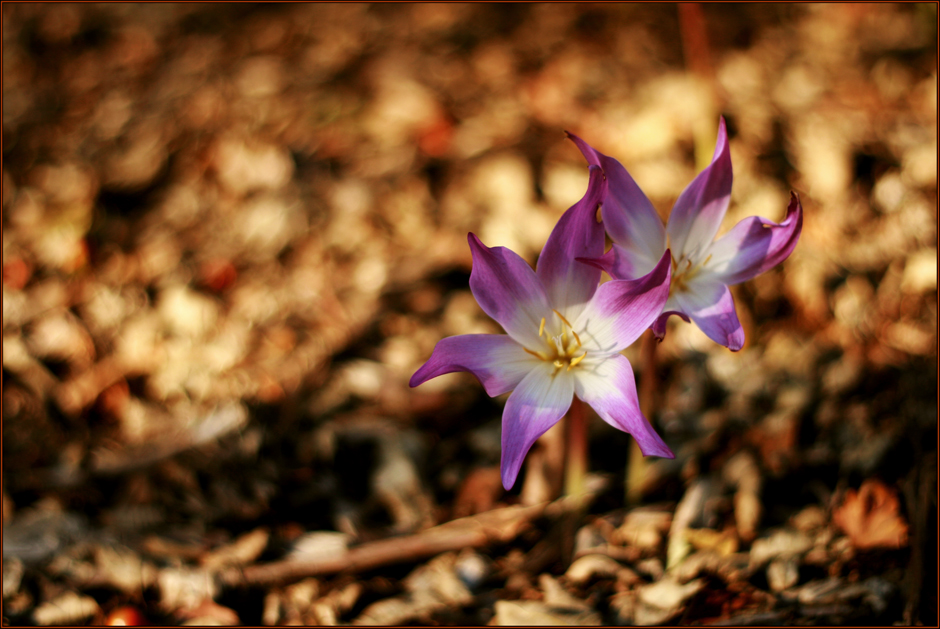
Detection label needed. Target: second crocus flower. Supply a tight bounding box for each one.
[569,118,803,351]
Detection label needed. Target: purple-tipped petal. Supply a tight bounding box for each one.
[500,364,574,490]
[649,310,691,340]
[574,354,673,458]
[574,250,672,354]
[536,165,607,322]
[468,233,552,348]
[577,243,645,280]
[410,334,539,396]
[704,191,803,285]
[674,279,745,351]
[567,132,666,271]
[666,117,733,262]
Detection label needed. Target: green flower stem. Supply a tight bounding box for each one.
[627,330,658,505]
[564,396,588,498]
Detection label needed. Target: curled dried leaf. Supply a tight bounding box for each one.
[832,479,909,550]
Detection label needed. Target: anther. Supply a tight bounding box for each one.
[567,352,587,370]
[571,329,582,347]
[523,347,549,361]
[552,309,573,329]
[538,317,546,338]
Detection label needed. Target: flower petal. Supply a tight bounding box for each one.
[536,164,607,323]
[704,191,803,285]
[573,354,673,458]
[649,309,690,341]
[410,334,539,396]
[468,233,551,348]
[674,279,745,351]
[574,250,671,354]
[500,364,574,490]
[666,117,733,262]
[577,243,647,281]
[567,132,666,272]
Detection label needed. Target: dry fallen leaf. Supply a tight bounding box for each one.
[491,600,602,626]
[352,552,472,625]
[33,591,99,626]
[177,598,240,626]
[685,527,739,556]
[634,577,705,626]
[200,527,270,570]
[832,479,909,549]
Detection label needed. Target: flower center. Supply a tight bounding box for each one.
[523,309,587,375]
[670,251,711,296]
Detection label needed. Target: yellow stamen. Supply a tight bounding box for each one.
[552,309,573,329]
[527,309,588,373]
[523,347,548,361]
[567,352,587,370]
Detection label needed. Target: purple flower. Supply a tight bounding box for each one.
[569,118,803,351]
[410,165,674,490]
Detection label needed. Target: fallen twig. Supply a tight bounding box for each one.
[221,503,547,586]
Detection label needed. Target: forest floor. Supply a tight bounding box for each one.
[2,4,937,626]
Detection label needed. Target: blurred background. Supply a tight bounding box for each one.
[2,3,936,625]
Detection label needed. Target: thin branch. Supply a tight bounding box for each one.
[221,503,547,586]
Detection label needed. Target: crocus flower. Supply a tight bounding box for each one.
[569,118,803,351]
[410,164,674,490]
